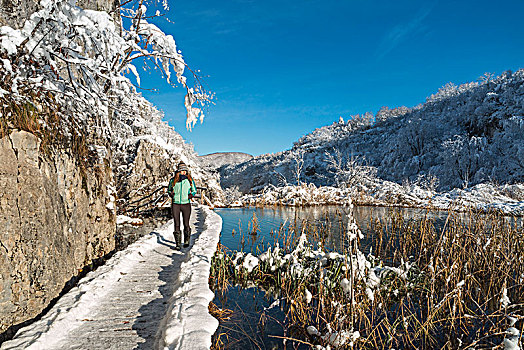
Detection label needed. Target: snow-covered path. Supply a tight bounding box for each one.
[1,205,222,350]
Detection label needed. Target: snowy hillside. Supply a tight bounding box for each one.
[220,71,524,196]
[198,152,253,169]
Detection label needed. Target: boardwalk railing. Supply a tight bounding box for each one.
[119,185,212,215]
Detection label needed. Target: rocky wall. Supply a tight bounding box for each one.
[0,130,115,335]
[118,139,174,203]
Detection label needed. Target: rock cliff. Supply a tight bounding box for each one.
[0,130,115,336]
[0,0,121,338]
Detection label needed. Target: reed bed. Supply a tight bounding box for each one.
[210,207,524,349]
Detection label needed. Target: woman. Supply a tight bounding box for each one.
[167,162,197,249]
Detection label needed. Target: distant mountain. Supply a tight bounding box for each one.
[199,152,254,169]
[220,70,524,193]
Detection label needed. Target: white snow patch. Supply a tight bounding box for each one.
[307,325,321,337]
[500,287,511,309]
[242,253,259,273]
[116,215,143,226]
[503,327,521,350]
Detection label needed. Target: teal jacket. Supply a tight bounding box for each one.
[168,176,197,204]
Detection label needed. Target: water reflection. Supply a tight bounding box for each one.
[215,205,452,254]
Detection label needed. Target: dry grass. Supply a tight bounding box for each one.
[210,207,524,349]
[0,80,93,173]
[362,208,524,349]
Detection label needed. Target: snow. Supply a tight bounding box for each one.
[159,206,222,350]
[242,253,259,273]
[321,329,360,348]
[504,327,521,350]
[305,288,313,304]
[230,182,524,216]
[116,214,144,226]
[106,184,117,211]
[1,205,222,350]
[0,26,24,55]
[307,325,321,336]
[340,278,351,294]
[237,183,353,207]
[500,287,511,309]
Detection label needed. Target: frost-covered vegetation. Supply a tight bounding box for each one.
[210,205,524,349]
[0,0,223,206]
[220,70,524,209]
[229,181,524,216]
[0,0,210,131]
[230,183,353,207]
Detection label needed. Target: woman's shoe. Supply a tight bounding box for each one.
[183,228,191,248]
[174,230,182,250]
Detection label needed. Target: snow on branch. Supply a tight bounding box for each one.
[0,0,211,136]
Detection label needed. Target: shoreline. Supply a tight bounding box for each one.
[217,183,524,217]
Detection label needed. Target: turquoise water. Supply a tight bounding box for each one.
[215,205,448,253]
[212,205,449,349]
[215,205,350,253]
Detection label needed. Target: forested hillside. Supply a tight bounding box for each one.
[221,70,524,193]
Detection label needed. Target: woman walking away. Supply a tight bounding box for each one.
[167,162,197,250]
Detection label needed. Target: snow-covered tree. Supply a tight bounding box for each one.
[0,0,212,140]
[375,105,411,123]
[220,70,524,193]
[324,148,377,188]
[291,148,305,185]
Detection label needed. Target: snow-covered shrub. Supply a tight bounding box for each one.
[0,0,211,143]
[237,183,353,207]
[414,173,440,192]
[324,148,378,188]
[223,185,242,206]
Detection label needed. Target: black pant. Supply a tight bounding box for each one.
[172,203,191,232]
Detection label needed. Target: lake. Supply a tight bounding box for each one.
[216,205,450,254]
[211,205,451,349]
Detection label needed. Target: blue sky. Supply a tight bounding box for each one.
[139,0,524,156]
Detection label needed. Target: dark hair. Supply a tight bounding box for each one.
[174,171,193,184]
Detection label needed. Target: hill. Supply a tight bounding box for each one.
[220,70,524,195]
[198,152,253,169]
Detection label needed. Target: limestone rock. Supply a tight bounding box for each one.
[0,131,115,334]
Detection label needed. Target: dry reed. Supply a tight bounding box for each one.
[210,207,524,349]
